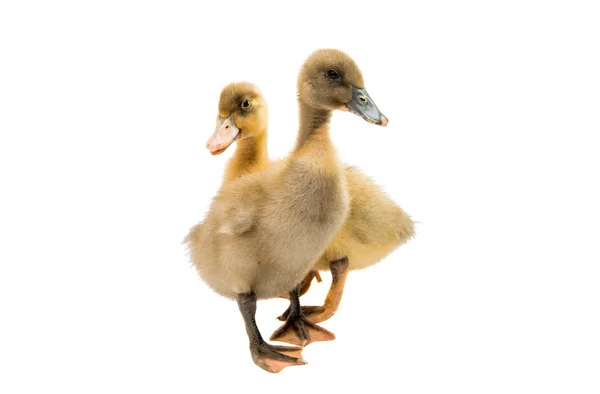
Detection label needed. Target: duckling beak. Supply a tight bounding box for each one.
[206,114,241,155]
[345,87,388,127]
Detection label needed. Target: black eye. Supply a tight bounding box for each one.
[326,70,340,80]
[241,99,251,109]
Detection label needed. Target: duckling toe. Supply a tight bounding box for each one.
[277,305,334,324]
[276,306,291,321]
[300,305,333,324]
[270,313,335,346]
[250,342,307,373]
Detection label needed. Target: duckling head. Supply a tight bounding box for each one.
[207,82,268,155]
[298,48,388,126]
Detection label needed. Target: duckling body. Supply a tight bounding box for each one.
[187,140,348,300]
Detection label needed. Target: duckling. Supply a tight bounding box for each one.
[186,49,388,372]
[205,77,414,346]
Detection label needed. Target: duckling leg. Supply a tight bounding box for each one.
[270,284,335,346]
[278,270,322,299]
[277,257,349,324]
[237,292,306,373]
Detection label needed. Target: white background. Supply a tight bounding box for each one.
[1,1,599,393]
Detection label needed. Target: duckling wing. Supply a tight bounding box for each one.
[216,205,256,235]
[344,164,415,246]
[210,171,267,236]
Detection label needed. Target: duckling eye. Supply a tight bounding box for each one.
[326,70,340,80]
[241,100,251,109]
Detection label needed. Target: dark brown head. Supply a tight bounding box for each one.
[206,82,268,155]
[297,49,388,126]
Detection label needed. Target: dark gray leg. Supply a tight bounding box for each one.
[236,292,305,373]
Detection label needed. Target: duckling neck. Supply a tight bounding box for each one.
[223,132,269,183]
[294,102,333,152]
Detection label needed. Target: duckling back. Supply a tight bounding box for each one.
[313,165,414,271]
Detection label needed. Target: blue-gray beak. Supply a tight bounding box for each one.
[346,87,388,127]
